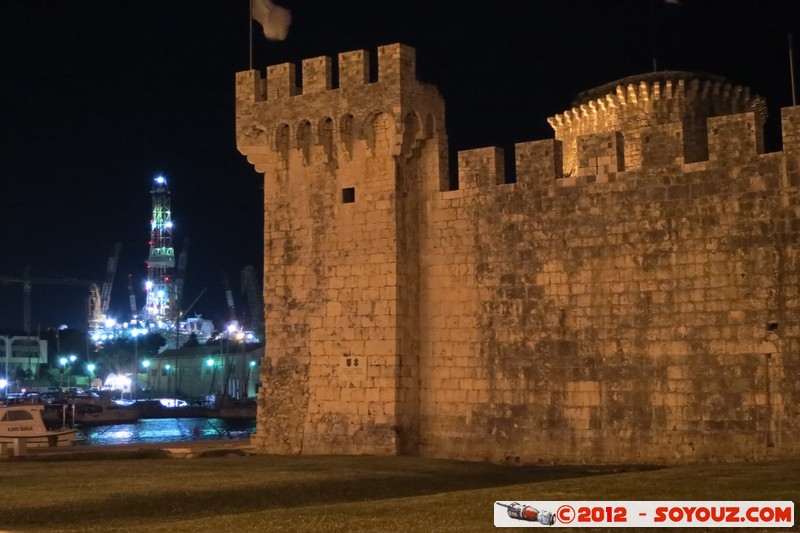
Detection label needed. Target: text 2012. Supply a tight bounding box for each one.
[557,505,627,524]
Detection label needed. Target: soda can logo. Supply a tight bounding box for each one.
[495,502,556,526]
[494,501,794,528]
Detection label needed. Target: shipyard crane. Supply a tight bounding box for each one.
[127,274,138,320]
[240,265,264,332]
[175,238,189,309]
[222,271,237,326]
[0,269,99,334]
[174,286,207,348]
[179,287,208,322]
[92,242,122,322]
[86,243,122,333]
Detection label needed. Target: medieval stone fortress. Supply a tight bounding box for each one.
[236,43,799,464]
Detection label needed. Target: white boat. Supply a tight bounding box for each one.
[0,404,77,447]
[41,394,142,426]
[69,396,141,426]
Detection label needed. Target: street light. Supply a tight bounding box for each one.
[142,360,151,394]
[164,364,172,395]
[68,354,77,388]
[244,360,257,400]
[206,358,218,398]
[59,357,68,389]
[86,363,96,389]
[3,338,7,393]
[131,329,141,399]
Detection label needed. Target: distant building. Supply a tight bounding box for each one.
[0,335,48,386]
[177,315,216,345]
[140,344,262,403]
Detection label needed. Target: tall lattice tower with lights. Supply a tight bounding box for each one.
[144,176,176,325]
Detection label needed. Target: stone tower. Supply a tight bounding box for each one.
[236,44,445,454]
[548,72,768,175]
[238,43,800,464]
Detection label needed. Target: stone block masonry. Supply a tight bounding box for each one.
[237,43,800,464]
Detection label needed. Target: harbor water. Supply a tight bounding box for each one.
[75,417,256,446]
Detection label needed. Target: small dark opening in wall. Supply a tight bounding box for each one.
[503,146,517,184]
[447,148,459,190]
[766,321,779,331]
[331,55,340,89]
[295,67,304,94]
[368,51,378,83]
[342,187,355,203]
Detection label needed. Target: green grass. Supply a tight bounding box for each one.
[0,455,796,532]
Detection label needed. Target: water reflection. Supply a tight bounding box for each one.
[76,418,256,446]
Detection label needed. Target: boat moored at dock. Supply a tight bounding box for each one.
[0,404,77,447]
[42,394,141,427]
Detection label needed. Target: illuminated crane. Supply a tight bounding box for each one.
[240,265,263,333]
[100,243,121,319]
[222,271,238,326]
[88,242,121,332]
[0,269,98,333]
[144,176,176,326]
[127,274,138,320]
[175,238,189,309]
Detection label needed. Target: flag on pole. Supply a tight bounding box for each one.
[252,0,291,41]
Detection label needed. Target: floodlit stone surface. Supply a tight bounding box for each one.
[236,43,800,463]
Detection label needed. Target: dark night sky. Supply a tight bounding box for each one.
[1,0,797,332]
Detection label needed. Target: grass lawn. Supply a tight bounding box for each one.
[0,453,796,532]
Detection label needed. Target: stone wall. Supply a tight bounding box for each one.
[423,110,800,463]
[237,43,800,463]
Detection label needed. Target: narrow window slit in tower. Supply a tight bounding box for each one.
[342,187,355,203]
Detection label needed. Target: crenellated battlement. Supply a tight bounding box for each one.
[551,73,767,129]
[237,43,418,104]
[236,44,445,178]
[238,47,798,196]
[547,72,768,175]
[455,105,798,193]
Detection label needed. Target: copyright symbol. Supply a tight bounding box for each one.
[557,505,575,524]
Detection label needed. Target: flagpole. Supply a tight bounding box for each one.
[790,33,797,107]
[249,0,254,70]
[650,0,658,72]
